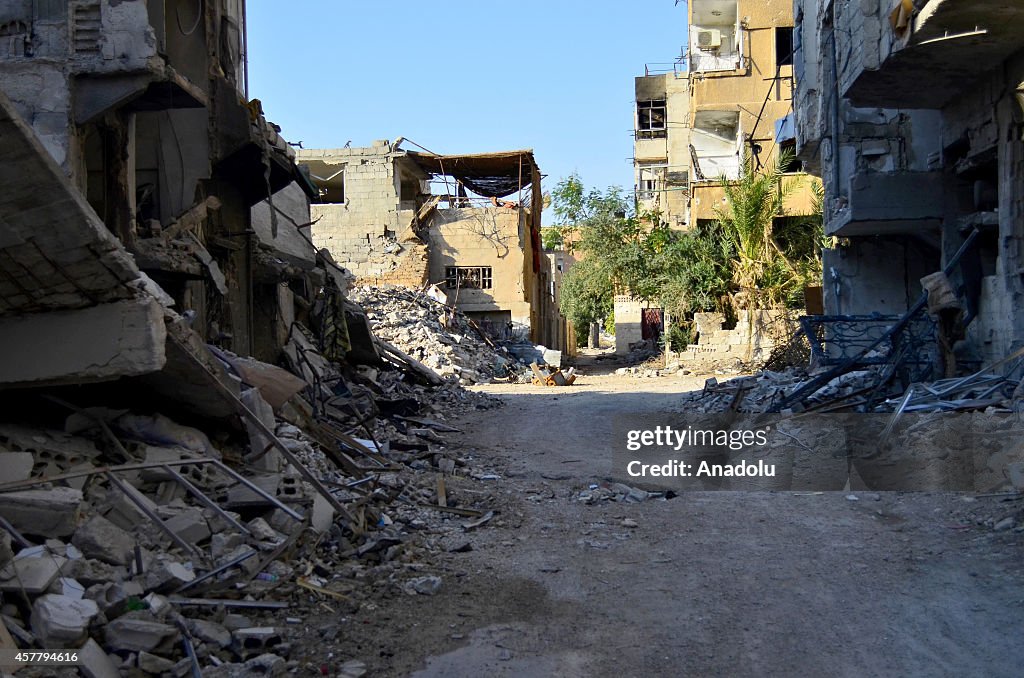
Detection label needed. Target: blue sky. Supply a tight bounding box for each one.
[247,1,687,215]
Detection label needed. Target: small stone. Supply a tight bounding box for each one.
[994,516,1016,531]
[404,575,442,596]
[340,659,367,677]
[621,518,639,528]
[846,494,859,501]
[189,619,232,648]
[0,548,67,594]
[137,651,175,675]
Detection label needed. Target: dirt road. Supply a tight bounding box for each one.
[334,361,1024,677]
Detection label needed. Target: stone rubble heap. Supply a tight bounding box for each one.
[0,339,505,676]
[350,286,523,385]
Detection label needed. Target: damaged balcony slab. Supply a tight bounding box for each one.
[73,65,208,126]
[0,298,167,387]
[0,90,141,315]
[829,170,946,237]
[844,0,1024,108]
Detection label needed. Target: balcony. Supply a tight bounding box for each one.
[842,0,1024,108]
[690,110,740,180]
[689,0,742,73]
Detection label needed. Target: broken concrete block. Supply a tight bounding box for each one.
[227,475,281,507]
[404,575,442,596]
[211,532,245,561]
[189,618,232,648]
[104,617,179,653]
[72,515,134,565]
[311,493,335,534]
[221,614,253,633]
[85,580,144,616]
[50,577,85,599]
[77,637,121,678]
[0,549,67,594]
[246,517,283,543]
[0,298,167,387]
[137,651,176,674]
[138,446,189,482]
[0,486,82,537]
[242,387,281,472]
[163,507,211,544]
[233,627,282,657]
[143,556,195,592]
[103,489,159,531]
[67,557,128,587]
[30,593,99,648]
[0,451,34,482]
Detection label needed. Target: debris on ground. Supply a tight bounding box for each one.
[0,276,516,674]
[350,286,560,385]
[529,363,577,387]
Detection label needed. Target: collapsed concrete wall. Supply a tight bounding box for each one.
[681,311,788,368]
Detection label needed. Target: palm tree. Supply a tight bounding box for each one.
[715,149,800,309]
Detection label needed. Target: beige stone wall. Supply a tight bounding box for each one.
[427,208,533,326]
[301,145,431,287]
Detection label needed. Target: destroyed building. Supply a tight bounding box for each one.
[793,0,1024,369]
[0,0,318,367]
[0,3,519,674]
[297,142,574,354]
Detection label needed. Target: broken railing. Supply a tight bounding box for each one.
[769,228,982,413]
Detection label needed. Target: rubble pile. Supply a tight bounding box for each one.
[681,362,1024,492]
[0,310,509,676]
[351,286,517,385]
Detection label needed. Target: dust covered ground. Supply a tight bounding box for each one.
[312,352,1024,677]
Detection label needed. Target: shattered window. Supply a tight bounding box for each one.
[445,266,493,290]
[637,100,667,139]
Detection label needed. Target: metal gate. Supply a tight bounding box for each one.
[641,308,664,341]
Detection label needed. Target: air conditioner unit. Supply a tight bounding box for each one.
[697,29,722,49]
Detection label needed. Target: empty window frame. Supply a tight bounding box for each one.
[779,139,802,173]
[637,164,667,200]
[776,26,794,67]
[445,266,493,290]
[637,99,667,139]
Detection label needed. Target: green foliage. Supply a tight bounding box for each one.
[714,149,824,310]
[560,256,614,331]
[553,160,824,343]
[541,226,564,251]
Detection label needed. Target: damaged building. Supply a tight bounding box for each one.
[0,0,320,366]
[622,0,820,358]
[793,0,1024,370]
[298,141,574,353]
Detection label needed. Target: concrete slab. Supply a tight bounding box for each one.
[0,486,82,537]
[0,298,167,387]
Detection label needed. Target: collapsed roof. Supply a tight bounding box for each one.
[406,150,540,199]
